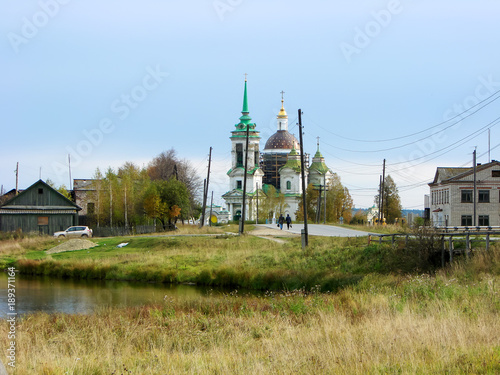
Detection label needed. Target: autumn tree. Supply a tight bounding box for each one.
[148,148,202,220]
[374,175,402,224]
[325,173,353,223]
[144,179,190,229]
[259,185,286,221]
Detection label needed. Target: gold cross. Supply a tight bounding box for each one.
[280,90,285,101]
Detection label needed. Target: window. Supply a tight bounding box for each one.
[492,170,500,177]
[478,190,490,203]
[254,151,259,167]
[461,190,472,203]
[461,215,472,226]
[286,181,291,190]
[38,188,44,194]
[236,144,243,167]
[236,180,242,190]
[87,202,95,214]
[479,215,490,226]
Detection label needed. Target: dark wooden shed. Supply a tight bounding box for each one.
[0,180,81,235]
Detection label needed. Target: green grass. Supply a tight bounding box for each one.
[2,230,498,292]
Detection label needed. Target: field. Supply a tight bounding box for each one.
[1,225,499,374]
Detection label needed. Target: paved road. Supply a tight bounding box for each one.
[258,223,371,237]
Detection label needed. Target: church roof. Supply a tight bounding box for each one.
[280,147,301,173]
[264,130,299,151]
[309,144,329,174]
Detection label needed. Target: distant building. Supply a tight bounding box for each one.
[202,204,231,225]
[428,161,500,227]
[0,180,81,234]
[73,179,96,216]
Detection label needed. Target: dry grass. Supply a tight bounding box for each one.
[0,236,57,257]
[1,273,498,374]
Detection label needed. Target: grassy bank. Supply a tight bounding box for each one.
[2,252,499,374]
[0,230,456,291]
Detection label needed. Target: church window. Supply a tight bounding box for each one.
[236,144,243,167]
[254,151,259,166]
[236,180,242,190]
[286,181,291,190]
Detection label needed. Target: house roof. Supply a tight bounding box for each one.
[0,180,81,211]
[430,161,500,185]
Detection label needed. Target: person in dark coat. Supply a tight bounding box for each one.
[278,214,285,230]
[285,214,292,229]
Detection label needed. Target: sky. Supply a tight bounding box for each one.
[2,0,500,210]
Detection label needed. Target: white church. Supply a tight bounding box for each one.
[222,78,333,222]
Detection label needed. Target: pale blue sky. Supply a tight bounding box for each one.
[2,0,500,209]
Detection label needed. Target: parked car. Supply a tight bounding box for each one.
[53,226,93,238]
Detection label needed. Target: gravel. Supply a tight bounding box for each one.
[46,239,98,254]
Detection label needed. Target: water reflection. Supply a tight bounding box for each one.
[0,272,209,317]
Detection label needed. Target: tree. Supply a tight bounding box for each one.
[325,173,353,223]
[144,179,190,229]
[259,185,286,221]
[296,183,319,222]
[375,175,402,224]
[148,148,202,220]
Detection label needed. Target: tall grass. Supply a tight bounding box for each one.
[2,264,498,374]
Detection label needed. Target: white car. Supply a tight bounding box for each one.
[54,226,93,238]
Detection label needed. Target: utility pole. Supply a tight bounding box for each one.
[323,174,327,224]
[240,125,250,234]
[316,184,322,223]
[15,162,19,195]
[256,183,259,225]
[209,191,214,227]
[199,147,212,228]
[381,159,386,224]
[298,109,308,247]
[378,175,382,224]
[68,154,72,190]
[473,149,477,226]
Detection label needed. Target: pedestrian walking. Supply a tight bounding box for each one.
[285,214,292,229]
[278,214,285,230]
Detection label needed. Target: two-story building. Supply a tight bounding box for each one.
[428,160,500,227]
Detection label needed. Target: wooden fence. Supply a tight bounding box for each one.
[367,230,500,267]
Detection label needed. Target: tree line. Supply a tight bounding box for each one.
[85,149,203,229]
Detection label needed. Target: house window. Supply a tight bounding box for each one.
[87,202,95,214]
[38,188,44,194]
[286,181,291,190]
[461,190,472,203]
[492,170,500,177]
[478,215,490,226]
[478,190,490,203]
[461,215,472,226]
[236,180,242,190]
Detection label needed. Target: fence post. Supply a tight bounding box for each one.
[441,235,445,268]
[405,235,409,248]
[379,235,382,244]
[368,235,372,245]
[486,233,490,251]
[391,234,395,245]
[466,233,470,260]
[449,236,453,263]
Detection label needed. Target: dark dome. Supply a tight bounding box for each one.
[264,131,299,151]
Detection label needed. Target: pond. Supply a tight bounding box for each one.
[0,272,217,318]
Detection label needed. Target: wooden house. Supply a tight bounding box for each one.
[0,180,81,235]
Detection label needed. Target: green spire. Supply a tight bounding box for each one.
[242,79,249,113]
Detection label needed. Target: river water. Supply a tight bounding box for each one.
[0,272,213,318]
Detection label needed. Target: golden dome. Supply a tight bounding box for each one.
[277,99,288,118]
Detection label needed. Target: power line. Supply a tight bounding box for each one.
[304,88,500,144]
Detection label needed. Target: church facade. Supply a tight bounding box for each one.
[222,79,333,222]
